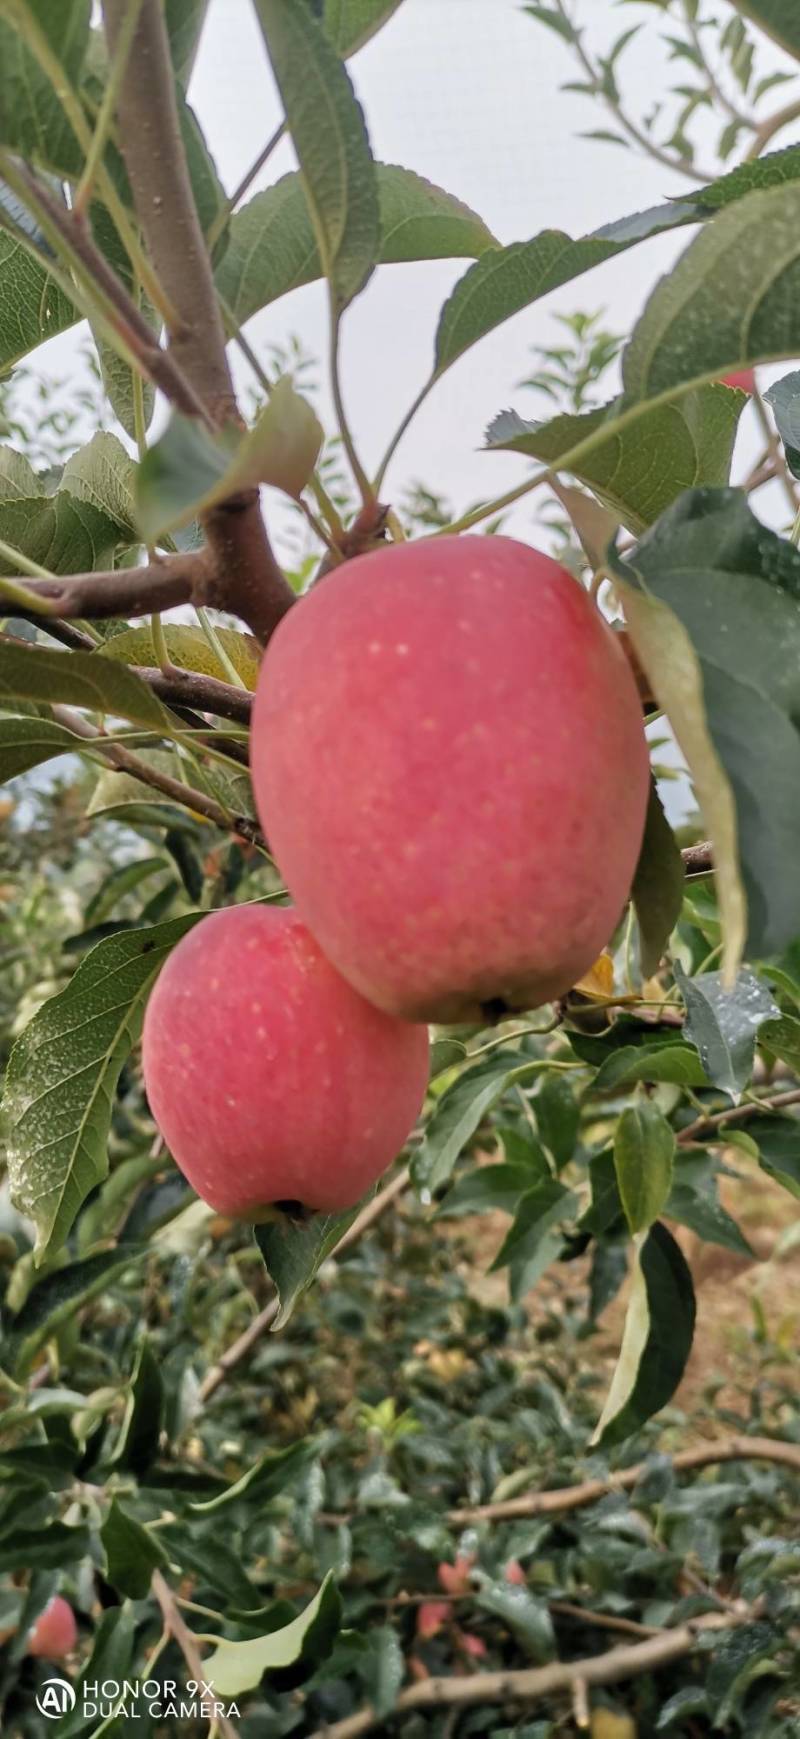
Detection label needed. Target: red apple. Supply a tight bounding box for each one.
[251,535,650,1022]
[721,369,756,393]
[142,906,429,1214]
[416,1601,451,1639]
[26,1596,77,1659]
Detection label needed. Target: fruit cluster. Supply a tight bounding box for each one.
[143,536,649,1216]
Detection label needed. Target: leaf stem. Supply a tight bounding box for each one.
[206,120,286,253]
[73,0,148,217]
[330,309,375,509]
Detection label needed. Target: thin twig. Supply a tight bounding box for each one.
[198,1166,411,1403]
[447,1435,800,1526]
[151,1570,240,1739]
[307,1607,753,1739]
[207,121,286,253]
[51,705,265,844]
[746,94,800,159]
[677,1086,800,1147]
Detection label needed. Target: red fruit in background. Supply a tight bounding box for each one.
[721,368,756,393]
[142,906,429,1215]
[26,1596,77,1659]
[437,1552,475,1594]
[252,535,650,1023]
[458,1631,488,1659]
[504,1558,527,1585]
[416,1600,451,1639]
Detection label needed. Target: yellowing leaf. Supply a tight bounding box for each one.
[574,953,615,1000]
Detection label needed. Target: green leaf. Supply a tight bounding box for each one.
[413,1052,524,1194]
[61,431,138,538]
[0,713,83,782]
[100,1500,169,1599]
[84,856,169,926]
[109,1336,164,1474]
[666,1181,754,1256]
[0,0,91,177]
[254,1203,362,1329]
[593,1222,696,1447]
[476,1582,555,1659]
[693,143,800,209]
[484,386,742,535]
[216,163,494,327]
[136,376,323,542]
[253,0,379,314]
[764,369,800,478]
[166,0,209,84]
[592,1042,708,1094]
[614,1102,675,1236]
[100,621,261,689]
[2,1245,145,1376]
[0,1521,90,1571]
[759,1013,800,1071]
[322,0,403,55]
[58,1608,136,1739]
[728,1,800,60]
[0,442,42,501]
[0,638,173,730]
[755,1115,800,1198]
[523,3,578,42]
[437,1160,544,1218]
[623,181,800,401]
[490,1176,576,1302]
[632,783,685,976]
[0,489,122,575]
[678,965,779,1098]
[533,1073,579,1169]
[3,913,203,1260]
[609,487,800,973]
[0,218,76,373]
[189,1439,317,1514]
[205,1572,342,1696]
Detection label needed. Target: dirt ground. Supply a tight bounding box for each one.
[450,1152,800,1433]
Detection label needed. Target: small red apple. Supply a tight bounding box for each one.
[437,1552,475,1595]
[142,905,429,1215]
[26,1596,77,1660]
[252,535,650,1023]
[416,1601,451,1640]
[721,368,756,394]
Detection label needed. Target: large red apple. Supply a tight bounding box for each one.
[251,536,650,1023]
[26,1596,77,1659]
[142,906,429,1214]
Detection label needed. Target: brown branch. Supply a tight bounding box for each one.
[198,1166,411,1404]
[101,0,234,422]
[52,705,265,844]
[746,95,800,159]
[681,840,712,876]
[677,1086,800,1147]
[446,1435,800,1526]
[16,554,200,621]
[307,1608,753,1739]
[151,1570,240,1739]
[101,0,296,645]
[133,666,254,726]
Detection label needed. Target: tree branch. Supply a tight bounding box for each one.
[12,553,200,621]
[151,1570,240,1739]
[101,0,297,644]
[677,1085,800,1147]
[53,705,265,845]
[681,840,712,875]
[446,1435,800,1526]
[308,1608,753,1739]
[133,665,254,726]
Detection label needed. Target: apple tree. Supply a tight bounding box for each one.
[2,0,800,1729]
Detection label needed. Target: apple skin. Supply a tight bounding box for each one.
[26,1596,77,1659]
[251,535,650,1023]
[142,905,429,1215]
[722,368,756,393]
